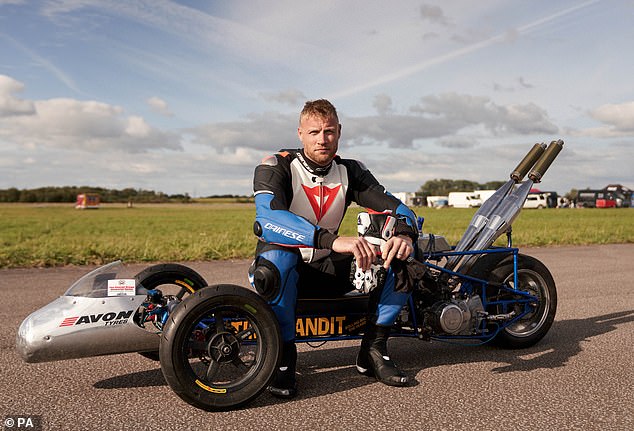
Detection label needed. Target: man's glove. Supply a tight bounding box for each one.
[356,211,396,247]
[350,257,387,294]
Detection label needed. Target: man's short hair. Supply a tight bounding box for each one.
[300,99,339,124]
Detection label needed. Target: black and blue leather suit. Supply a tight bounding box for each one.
[251,149,417,342]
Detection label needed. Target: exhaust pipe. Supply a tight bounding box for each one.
[445,142,546,270]
[511,143,548,182]
[528,139,564,183]
[449,140,564,273]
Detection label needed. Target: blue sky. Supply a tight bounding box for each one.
[1,0,633,197]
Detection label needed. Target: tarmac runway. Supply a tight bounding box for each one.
[1,244,633,430]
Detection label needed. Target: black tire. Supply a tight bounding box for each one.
[487,254,557,348]
[135,264,208,361]
[135,263,208,299]
[159,284,281,411]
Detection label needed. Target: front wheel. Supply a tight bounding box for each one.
[159,284,281,411]
[135,263,208,360]
[487,254,557,348]
[135,263,208,299]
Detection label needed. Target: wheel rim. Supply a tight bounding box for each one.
[181,306,264,392]
[502,269,551,338]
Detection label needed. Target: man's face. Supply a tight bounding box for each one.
[298,114,341,166]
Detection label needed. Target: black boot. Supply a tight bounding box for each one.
[268,342,297,398]
[356,324,409,387]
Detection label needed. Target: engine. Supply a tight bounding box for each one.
[428,295,485,335]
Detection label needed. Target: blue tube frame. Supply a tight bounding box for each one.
[280,243,539,344]
[158,244,539,346]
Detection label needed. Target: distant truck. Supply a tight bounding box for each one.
[448,192,482,208]
[604,184,632,207]
[576,190,616,208]
[75,193,100,209]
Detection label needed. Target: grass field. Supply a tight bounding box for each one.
[1,203,632,268]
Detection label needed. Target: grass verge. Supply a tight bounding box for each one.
[1,203,632,268]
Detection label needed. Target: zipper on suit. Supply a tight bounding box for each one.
[316,176,324,221]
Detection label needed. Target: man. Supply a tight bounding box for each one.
[250,99,418,398]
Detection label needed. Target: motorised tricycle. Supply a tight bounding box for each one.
[17,141,563,411]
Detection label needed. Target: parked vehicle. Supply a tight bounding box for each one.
[596,191,617,208]
[576,190,616,208]
[604,184,632,207]
[523,193,548,209]
[448,192,482,208]
[426,195,448,207]
[474,190,496,203]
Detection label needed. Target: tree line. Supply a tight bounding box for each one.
[0,180,579,204]
[0,186,191,203]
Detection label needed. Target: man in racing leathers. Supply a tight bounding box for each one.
[250,99,418,398]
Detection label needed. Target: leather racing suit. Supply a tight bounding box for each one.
[251,149,418,342]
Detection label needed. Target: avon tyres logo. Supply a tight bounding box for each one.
[59,310,134,327]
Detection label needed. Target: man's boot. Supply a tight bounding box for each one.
[356,324,409,386]
[268,341,297,398]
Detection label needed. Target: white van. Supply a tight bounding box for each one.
[448,192,482,208]
[524,193,548,209]
[474,190,496,203]
[426,195,449,207]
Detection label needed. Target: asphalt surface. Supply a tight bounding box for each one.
[1,244,633,430]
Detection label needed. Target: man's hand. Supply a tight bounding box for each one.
[332,236,377,271]
[380,235,414,269]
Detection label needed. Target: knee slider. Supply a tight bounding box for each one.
[249,258,281,302]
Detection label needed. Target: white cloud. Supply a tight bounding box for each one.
[436,136,479,149]
[188,111,298,152]
[342,93,558,148]
[420,4,451,26]
[259,89,307,106]
[590,102,634,132]
[146,96,172,116]
[0,74,35,116]
[373,94,393,116]
[125,115,152,137]
[0,77,181,153]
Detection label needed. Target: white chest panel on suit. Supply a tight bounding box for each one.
[288,158,348,262]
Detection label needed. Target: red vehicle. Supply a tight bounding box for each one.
[576,190,616,208]
[75,193,100,209]
[595,191,616,208]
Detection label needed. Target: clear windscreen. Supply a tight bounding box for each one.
[63,261,124,298]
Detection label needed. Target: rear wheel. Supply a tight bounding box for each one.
[135,264,208,360]
[160,284,281,411]
[487,254,557,348]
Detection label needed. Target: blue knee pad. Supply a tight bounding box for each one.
[252,248,299,342]
[375,267,411,326]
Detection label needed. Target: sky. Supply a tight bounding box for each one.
[1,0,633,197]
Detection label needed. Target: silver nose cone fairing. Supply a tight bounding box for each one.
[16,261,160,363]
